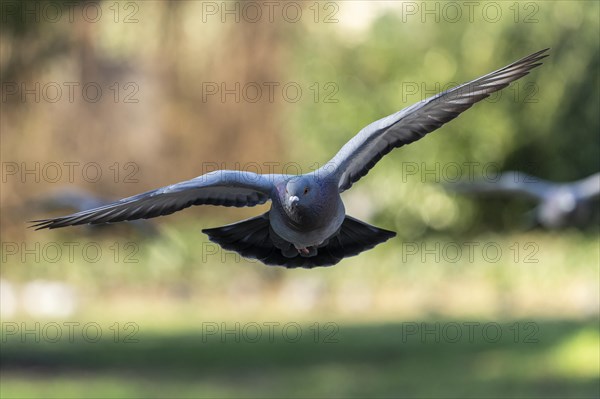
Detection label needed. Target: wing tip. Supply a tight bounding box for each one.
[523,48,550,66]
[527,48,550,59]
[27,219,54,230]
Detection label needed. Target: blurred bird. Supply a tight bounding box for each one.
[447,171,600,229]
[31,49,548,268]
[34,187,108,212]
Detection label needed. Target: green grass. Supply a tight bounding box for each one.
[2,319,598,398]
[2,227,598,398]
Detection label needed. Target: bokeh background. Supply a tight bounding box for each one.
[1,1,599,397]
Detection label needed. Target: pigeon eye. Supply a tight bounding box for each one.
[303,187,309,195]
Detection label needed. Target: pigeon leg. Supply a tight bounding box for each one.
[297,246,318,257]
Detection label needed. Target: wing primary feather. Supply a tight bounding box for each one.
[325,49,549,192]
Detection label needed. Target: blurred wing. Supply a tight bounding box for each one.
[573,173,600,200]
[34,187,107,213]
[447,171,553,201]
[31,171,275,230]
[325,49,549,192]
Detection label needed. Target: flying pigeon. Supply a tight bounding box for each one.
[31,49,549,268]
[447,171,600,229]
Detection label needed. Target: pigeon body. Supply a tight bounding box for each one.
[203,212,395,268]
[32,49,549,268]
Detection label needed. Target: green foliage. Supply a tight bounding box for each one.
[286,2,599,237]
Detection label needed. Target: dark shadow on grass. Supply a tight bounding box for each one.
[1,319,598,397]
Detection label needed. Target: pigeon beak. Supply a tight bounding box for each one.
[289,195,299,206]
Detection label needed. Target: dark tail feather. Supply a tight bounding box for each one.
[202,213,277,261]
[322,215,396,262]
[202,214,396,269]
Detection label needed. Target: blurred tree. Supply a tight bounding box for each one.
[286,2,599,236]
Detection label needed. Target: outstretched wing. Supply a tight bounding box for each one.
[323,49,549,192]
[31,171,276,230]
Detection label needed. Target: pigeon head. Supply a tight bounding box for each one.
[284,176,316,209]
[280,175,339,228]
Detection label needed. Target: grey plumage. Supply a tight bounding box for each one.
[447,171,600,229]
[32,187,158,236]
[324,48,549,192]
[31,49,548,268]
